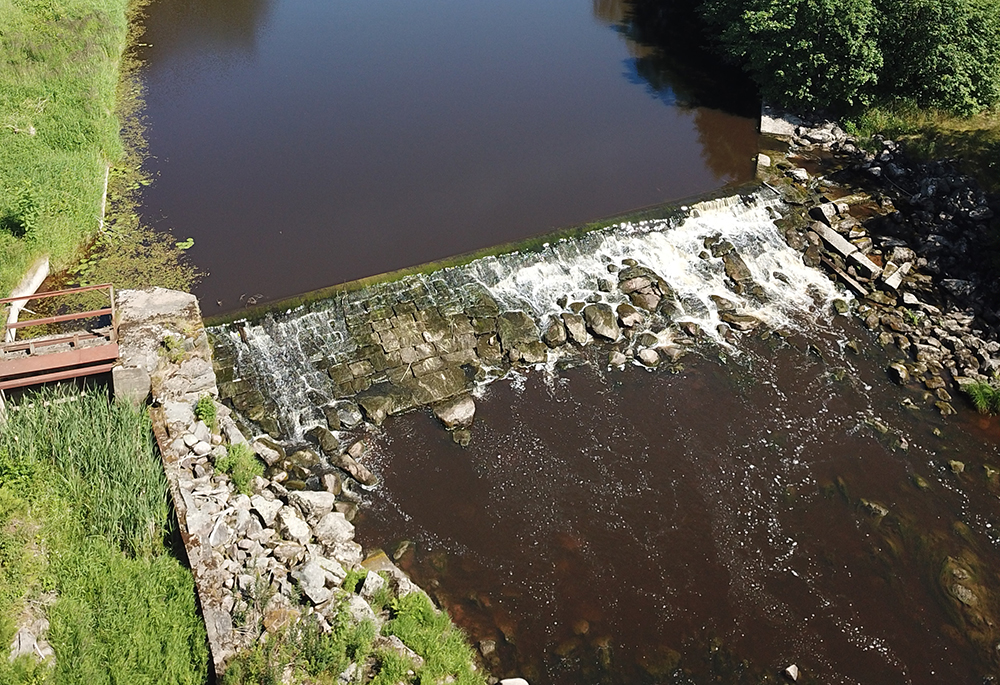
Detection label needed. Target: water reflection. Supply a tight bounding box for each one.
[595,0,760,186]
[140,0,274,69]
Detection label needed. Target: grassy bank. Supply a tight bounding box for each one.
[846,101,1000,193]
[0,0,198,300]
[0,0,125,295]
[0,386,208,684]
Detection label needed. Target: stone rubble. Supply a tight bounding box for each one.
[117,288,474,681]
[759,108,1000,416]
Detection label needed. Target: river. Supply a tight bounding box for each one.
[138,0,757,312]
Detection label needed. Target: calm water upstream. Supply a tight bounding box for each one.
[138,0,757,311]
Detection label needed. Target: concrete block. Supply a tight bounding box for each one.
[113,366,150,405]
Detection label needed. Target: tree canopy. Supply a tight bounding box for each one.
[696,0,1000,113]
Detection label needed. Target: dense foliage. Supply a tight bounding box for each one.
[692,0,1000,113]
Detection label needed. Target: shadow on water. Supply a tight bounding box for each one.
[356,318,1000,684]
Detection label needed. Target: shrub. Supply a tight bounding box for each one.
[700,0,882,108]
[215,443,264,495]
[343,567,368,594]
[194,395,217,431]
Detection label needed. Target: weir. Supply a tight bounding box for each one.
[208,187,846,445]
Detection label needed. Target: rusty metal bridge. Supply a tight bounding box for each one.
[0,284,119,391]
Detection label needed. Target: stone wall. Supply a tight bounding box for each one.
[117,288,468,680]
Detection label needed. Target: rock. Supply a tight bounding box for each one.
[292,560,333,605]
[609,350,627,367]
[583,304,620,341]
[192,420,212,443]
[113,366,151,405]
[289,490,337,523]
[784,664,799,682]
[321,472,342,495]
[719,312,760,331]
[722,252,753,283]
[809,203,838,226]
[346,594,378,624]
[321,404,342,430]
[375,635,425,669]
[757,153,771,167]
[362,549,420,597]
[192,441,212,457]
[496,311,541,352]
[251,495,284,526]
[541,318,568,347]
[888,363,909,384]
[277,507,311,545]
[313,511,356,546]
[561,312,589,345]
[252,438,285,467]
[616,303,644,328]
[637,348,660,367]
[452,428,471,446]
[273,542,306,565]
[937,401,957,416]
[336,402,364,429]
[788,167,808,183]
[433,394,476,430]
[360,568,387,600]
[500,679,531,685]
[619,276,652,294]
[330,451,378,487]
[949,460,966,474]
[305,426,339,455]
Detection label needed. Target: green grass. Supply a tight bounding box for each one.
[962,381,1000,414]
[845,100,1000,192]
[382,592,484,685]
[0,0,127,295]
[0,385,207,683]
[215,442,264,496]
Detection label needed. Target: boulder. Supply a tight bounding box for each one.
[561,312,589,345]
[321,472,342,495]
[542,318,568,347]
[251,438,284,466]
[433,394,476,429]
[616,303,644,328]
[273,542,306,565]
[330,451,378,487]
[320,404,342,430]
[637,348,660,367]
[496,311,541,352]
[583,304,620,341]
[292,560,332,605]
[305,426,339,455]
[288,490,337,523]
[375,635,425,670]
[719,312,760,331]
[314,511,356,546]
[360,569,387,601]
[609,350,628,367]
[277,507,311,545]
[251,495,283,527]
[346,594,378,624]
[722,253,753,282]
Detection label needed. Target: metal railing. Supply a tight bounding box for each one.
[0,284,119,390]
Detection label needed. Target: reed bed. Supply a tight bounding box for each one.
[0,385,207,683]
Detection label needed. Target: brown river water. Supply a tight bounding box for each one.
[138,0,757,311]
[357,324,1000,684]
